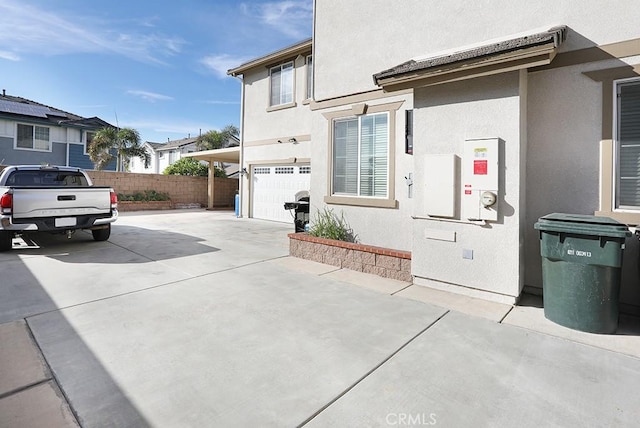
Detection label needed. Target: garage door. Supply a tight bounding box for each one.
[251,164,310,223]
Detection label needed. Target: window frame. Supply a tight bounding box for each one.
[306,55,313,100]
[331,112,390,198]
[14,123,51,152]
[323,101,404,208]
[613,78,640,211]
[269,61,295,108]
[588,64,640,225]
[83,131,96,155]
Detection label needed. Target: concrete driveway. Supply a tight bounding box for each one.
[1,210,640,427]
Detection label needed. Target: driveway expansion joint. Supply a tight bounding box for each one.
[297,310,451,427]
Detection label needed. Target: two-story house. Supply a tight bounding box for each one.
[228,39,313,223]
[130,135,241,175]
[0,92,115,170]
[231,1,640,312]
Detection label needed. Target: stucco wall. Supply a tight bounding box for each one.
[525,58,640,310]
[313,0,640,101]
[239,51,314,219]
[410,72,525,302]
[311,0,640,307]
[310,92,414,252]
[241,55,312,143]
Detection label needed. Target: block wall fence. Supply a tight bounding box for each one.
[0,166,238,211]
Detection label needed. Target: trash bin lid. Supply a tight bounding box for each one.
[534,213,631,238]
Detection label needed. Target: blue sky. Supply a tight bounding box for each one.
[0,0,313,143]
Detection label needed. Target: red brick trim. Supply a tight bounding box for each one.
[288,232,411,259]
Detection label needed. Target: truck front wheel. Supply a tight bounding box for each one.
[92,225,111,242]
[0,231,13,251]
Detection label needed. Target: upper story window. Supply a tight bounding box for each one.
[16,123,50,151]
[169,150,178,163]
[306,55,313,100]
[615,79,640,210]
[270,62,294,106]
[332,112,389,198]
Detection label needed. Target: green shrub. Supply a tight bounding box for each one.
[308,208,357,243]
[163,157,225,177]
[118,190,170,202]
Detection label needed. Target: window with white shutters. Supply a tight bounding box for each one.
[332,112,388,198]
[615,80,640,209]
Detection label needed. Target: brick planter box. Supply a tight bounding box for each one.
[118,201,173,212]
[288,233,412,282]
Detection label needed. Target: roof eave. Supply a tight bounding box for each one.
[374,26,567,91]
[228,38,312,77]
[377,44,559,92]
[183,146,240,163]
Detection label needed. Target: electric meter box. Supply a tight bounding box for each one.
[462,138,499,221]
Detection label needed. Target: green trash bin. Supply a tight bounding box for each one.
[534,213,631,334]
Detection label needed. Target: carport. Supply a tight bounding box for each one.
[184,146,240,209]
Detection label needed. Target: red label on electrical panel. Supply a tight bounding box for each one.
[465,190,472,195]
[474,160,488,175]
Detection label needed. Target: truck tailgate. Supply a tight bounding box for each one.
[11,187,112,219]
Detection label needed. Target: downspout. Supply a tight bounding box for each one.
[234,73,246,218]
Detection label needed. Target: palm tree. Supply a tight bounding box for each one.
[88,127,150,171]
[195,125,239,151]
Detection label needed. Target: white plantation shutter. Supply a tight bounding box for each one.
[372,113,388,197]
[617,81,640,208]
[332,112,388,197]
[333,118,358,194]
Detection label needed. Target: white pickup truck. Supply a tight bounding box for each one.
[0,165,118,251]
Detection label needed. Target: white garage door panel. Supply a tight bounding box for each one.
[252,165,310,223]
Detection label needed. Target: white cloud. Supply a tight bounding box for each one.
[242,0,313,39]
[0,50,20,61]
[127,90,174,102]
[201,54,252,78]
[0,0,184,64]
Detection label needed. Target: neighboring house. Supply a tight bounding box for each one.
[228,39,313,223]
[0,92,115,170]
[130,135,240,175]
[231,2,640,311]
[128,142,165,173]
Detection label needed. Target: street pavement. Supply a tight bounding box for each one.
[1,210,639,427]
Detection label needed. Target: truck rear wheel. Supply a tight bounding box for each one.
[92,225,111,242]
[0,231,12,251]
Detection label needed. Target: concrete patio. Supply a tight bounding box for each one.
[1,210,639,427]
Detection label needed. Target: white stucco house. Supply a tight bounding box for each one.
[228,39,313,224]
[230,1,640,313]
[129,135,240,175]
